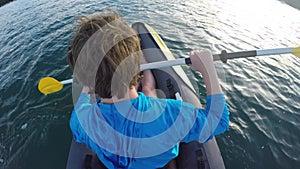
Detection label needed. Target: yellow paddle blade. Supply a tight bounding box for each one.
[38,77,63,94]
[292,46,300,57]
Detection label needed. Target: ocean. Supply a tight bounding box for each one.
[0,0,299,168]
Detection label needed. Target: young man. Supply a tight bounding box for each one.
[68,11,229,169]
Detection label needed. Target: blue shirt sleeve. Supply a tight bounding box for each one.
[69,93,91,143]
[181,94,230,143]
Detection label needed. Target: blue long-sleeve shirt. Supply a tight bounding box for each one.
[70,92,229,169]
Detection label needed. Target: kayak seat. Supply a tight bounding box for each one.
[176,141,209,169]
[83,154,107,169]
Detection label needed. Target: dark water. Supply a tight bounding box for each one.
[0,0,299,168]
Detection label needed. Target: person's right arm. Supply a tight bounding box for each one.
[190,50,222,95]
[181,50,230,142]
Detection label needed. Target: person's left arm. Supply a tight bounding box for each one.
[69,86,91,143]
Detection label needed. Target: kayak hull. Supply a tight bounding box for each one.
[66,22,225,169]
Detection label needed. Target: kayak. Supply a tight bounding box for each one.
[66,22,225,169]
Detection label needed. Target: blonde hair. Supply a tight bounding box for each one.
[67,11,142,98]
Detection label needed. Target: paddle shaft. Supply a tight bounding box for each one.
[61,79,73,84]
[213,47,294,63]
[59,47,297,84]
[142,47,296,70]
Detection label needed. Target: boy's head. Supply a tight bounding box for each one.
[67,10,142,99]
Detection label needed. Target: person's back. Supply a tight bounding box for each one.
[67,10,230,169]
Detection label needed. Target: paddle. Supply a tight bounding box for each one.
[38,46,300,95]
